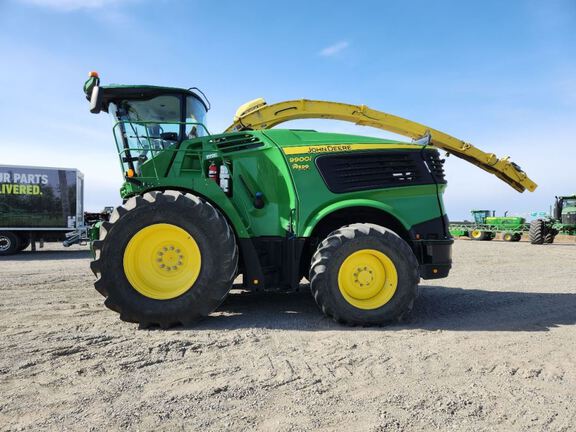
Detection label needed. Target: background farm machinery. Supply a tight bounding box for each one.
[449,210,527,242]
[450,196,576,244]
[529,195,576,245]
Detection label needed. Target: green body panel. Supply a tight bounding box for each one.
[484,216,526,231]
[449,228,469,237]
[262,130,443,236]
[118,129,446,239]
[549,195,576,235]
[557,195,576,232]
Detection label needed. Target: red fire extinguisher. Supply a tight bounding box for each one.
[208,161,219,183]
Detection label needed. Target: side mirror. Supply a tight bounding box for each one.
[90,85,102,114]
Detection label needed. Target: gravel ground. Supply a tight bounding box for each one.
[1,240,575,431]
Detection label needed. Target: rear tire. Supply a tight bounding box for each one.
[90,190,238,328]
[309,223,419,326]
[0,231,20,256]
[544,232,556,244]
[529,219,545,245]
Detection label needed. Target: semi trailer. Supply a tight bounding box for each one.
[0,165,110,255]
[0,165,85,255]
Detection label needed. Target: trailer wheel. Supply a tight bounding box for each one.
[309,223,419,326]
[529,219,545,245]
[512,233,522,242]
[90,190,238,328]
[502,232,513,242]
[470,229,489,241]
[0,231,20,256]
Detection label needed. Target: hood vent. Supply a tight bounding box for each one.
[210,134,264,154]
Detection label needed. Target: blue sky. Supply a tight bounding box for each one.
[1,0,575,219]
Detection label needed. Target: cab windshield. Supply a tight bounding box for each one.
[562,199,576,209]
[109,93,208,175]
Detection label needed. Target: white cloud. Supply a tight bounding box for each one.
[319,41,350,57]
[16,0,131,11]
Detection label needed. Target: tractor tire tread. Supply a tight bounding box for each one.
[309,223,419,326]
[529,219,545,245]
[91,190,238,328]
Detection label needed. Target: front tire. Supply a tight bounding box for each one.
[529,219,545,245]
[90,190,238,328]
[309,223,419,326]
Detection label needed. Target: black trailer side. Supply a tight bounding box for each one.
[0,165,84,255]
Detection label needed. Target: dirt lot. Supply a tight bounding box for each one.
[1,240,575,431]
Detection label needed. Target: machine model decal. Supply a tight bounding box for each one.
[283,143,421,156]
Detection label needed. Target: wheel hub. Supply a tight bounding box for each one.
[354,266,374,286]
[156,246,184,271]
[338,249,398,309]
[123,223,201,300]
[0,237,9,251]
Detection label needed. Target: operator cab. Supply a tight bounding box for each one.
[560,197,576,209]
[84,72,209,174]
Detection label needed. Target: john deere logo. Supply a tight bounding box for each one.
[307,145,352,154]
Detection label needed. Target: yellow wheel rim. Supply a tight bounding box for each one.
[123,223,201,300]
[504,233,512,241]
[337,249,398,310]
[471,230,482,239]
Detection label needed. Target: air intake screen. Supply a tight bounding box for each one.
[209,134,264,154]
[423,149,447,184]
[316,149,443,193]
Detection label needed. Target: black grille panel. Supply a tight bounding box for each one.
[423,149,447,184]
[316,150,441,193]
[209,134,264,154]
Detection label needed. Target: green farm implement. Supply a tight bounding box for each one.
[529,195,576,244]
[82,72,536,327]
[449,210,528,242]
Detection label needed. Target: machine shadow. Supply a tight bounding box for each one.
[0,249,91,261]
[190,284,576,332]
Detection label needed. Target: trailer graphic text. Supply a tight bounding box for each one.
[1,172,49,185]
[0,172,49,195]
[0,184,42,195]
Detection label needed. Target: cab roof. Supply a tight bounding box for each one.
[93,84,208,112]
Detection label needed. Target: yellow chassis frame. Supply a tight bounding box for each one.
[226,99,537,193]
